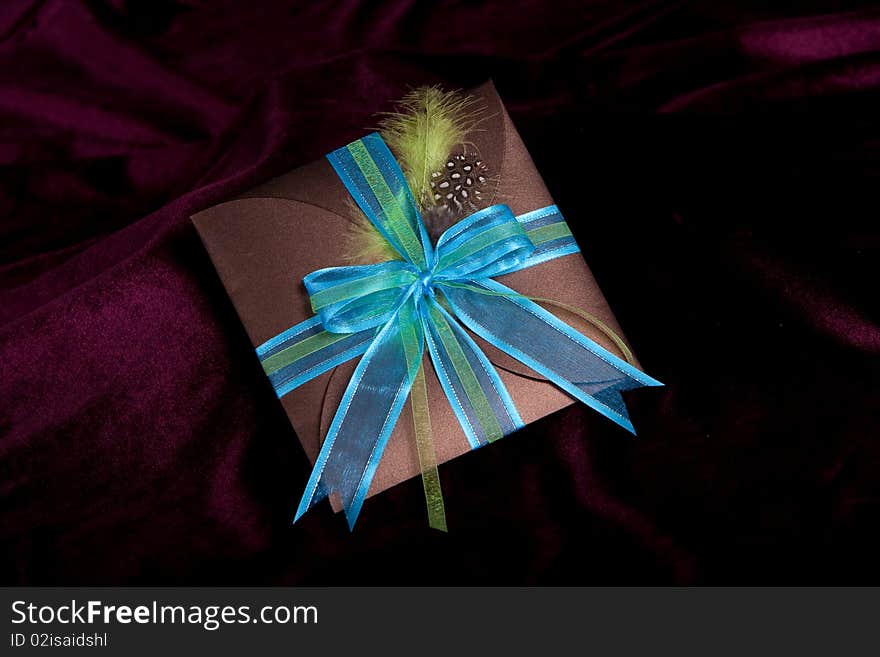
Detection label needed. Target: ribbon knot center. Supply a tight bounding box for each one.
[416,270,435,298]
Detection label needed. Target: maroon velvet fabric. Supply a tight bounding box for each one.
[2,0,878,584]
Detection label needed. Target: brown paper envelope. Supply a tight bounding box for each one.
[192,81,639,511]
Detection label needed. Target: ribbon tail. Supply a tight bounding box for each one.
[410,361,447,532]
[294,297,424,529]
[421,298,523,449]
[441,280,662,434]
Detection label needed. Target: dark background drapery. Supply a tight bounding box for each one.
[1,0,878,584]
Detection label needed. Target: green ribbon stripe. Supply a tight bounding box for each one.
[347,141,426,267]
[439,221,527,269]
[427,304,504,443]
[526,221,572,246]
[410,363,447,532]
[260,330,352,376]
[309,269,415,311]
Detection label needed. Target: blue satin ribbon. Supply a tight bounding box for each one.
[255,132,662,528]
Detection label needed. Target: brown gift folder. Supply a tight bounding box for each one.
[192,81,639,511]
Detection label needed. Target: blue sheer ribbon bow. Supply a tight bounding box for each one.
[255,132,662,528]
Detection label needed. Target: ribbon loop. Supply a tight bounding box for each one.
[433,204,533,281]
[304,261,418,333]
